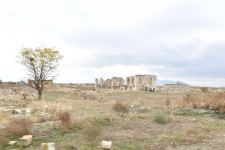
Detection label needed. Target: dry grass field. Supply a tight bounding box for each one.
[1,84,225,149]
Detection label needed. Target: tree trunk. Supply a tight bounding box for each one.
[37,88,43,100]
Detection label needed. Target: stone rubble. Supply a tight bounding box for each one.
[101,140,112,149]
[8,141,17,146]
[19,135,33,146]
[41,143,55,150]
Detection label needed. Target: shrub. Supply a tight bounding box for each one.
[59,111,71,130]
[85,125,102,149]
[201,87,208,93]
[218,103,225,115]
[192,103,197,109]
[165,99,170,107]
[184,93,192,102]
[204,103,210,109]
[153,115,168,124]
[112,102,129,115]
[4,118,33,137]
[85,125,102,141]
[93,116,112,126]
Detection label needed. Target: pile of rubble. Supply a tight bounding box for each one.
[0,85,38,109]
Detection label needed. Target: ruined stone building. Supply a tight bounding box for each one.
[95,74,157,91]
[126,75,157,91]
[95,77,124,89]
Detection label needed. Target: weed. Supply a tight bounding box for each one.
[153,115,168,124]
[85,125,102,149]
[4,118,32,137]
[112,102,129,115]
[200,87,208,93]
[59,111,71,130]
[117,143,144,150]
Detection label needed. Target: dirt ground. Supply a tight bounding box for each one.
[1,84,225,150]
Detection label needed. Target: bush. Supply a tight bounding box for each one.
[85,125,102,149]
[85,125,102,141]
[201,87,208,93]
[59,111,71,130]
[184,93,192,102]
[153,115,168,124]
[4,118,33,137]
[192,103,197,109]
[93,116,112,126]
[112,102,129,115]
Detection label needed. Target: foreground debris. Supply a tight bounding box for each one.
[101,140,112,149]
[19,135,33,146]
[41,142,55,150]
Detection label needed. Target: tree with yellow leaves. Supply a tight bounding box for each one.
[19,47,63,100]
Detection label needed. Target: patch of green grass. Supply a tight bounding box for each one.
[32,135,48,145]
[174,109,214,116]
[201,120,225,131]
[173,132,185,142]
[65,145,78,150]
[159,132,186,144]
[153,115,168,124]
[43,91,78,101]
[92,117,112,126]
[116,143,144,150]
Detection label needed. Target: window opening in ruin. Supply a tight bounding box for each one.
[139,78,142,84]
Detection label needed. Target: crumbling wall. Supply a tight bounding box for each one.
[111,77,124,89]
[127,75,157,91]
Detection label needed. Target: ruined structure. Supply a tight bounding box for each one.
[127,75,157,91]
[95,74,157,91]
[95,77,124,90]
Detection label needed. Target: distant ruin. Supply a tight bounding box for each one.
[95,77,124,90]
[127,75,157,91]
[95,74,157,91]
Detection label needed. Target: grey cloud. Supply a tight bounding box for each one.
[85,42,225,78]
[56,0,225,81]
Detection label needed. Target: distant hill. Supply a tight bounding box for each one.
[157,80,188,86]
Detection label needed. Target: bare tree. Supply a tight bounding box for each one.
[19,47,63,100]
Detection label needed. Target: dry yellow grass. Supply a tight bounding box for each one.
[1,85,225,149]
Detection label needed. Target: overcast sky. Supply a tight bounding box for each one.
[0,0,225,86]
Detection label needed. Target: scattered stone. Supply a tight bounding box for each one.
[0,89,16,95]
[13,109,23,114]
[19,135,33,146]
[41,142,55,150]
[44,105,48,110]
[0,124,5,129]
[9,141,17,146]
[101,140,112,149]
[25,108,31,116]
[12,108,31,116]
[25,108,31,113]
[190,118,196,122]
[130,105,136,108]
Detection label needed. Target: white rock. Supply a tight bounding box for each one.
[41,143,55,150]
[190,118,196,122]
[101,140,112,149]
[19,135,33,146]
[9,141,17,146]
[13,109,23,114]
[26,108,31,113]
[130,105,136,108]
[0,124,5,129]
